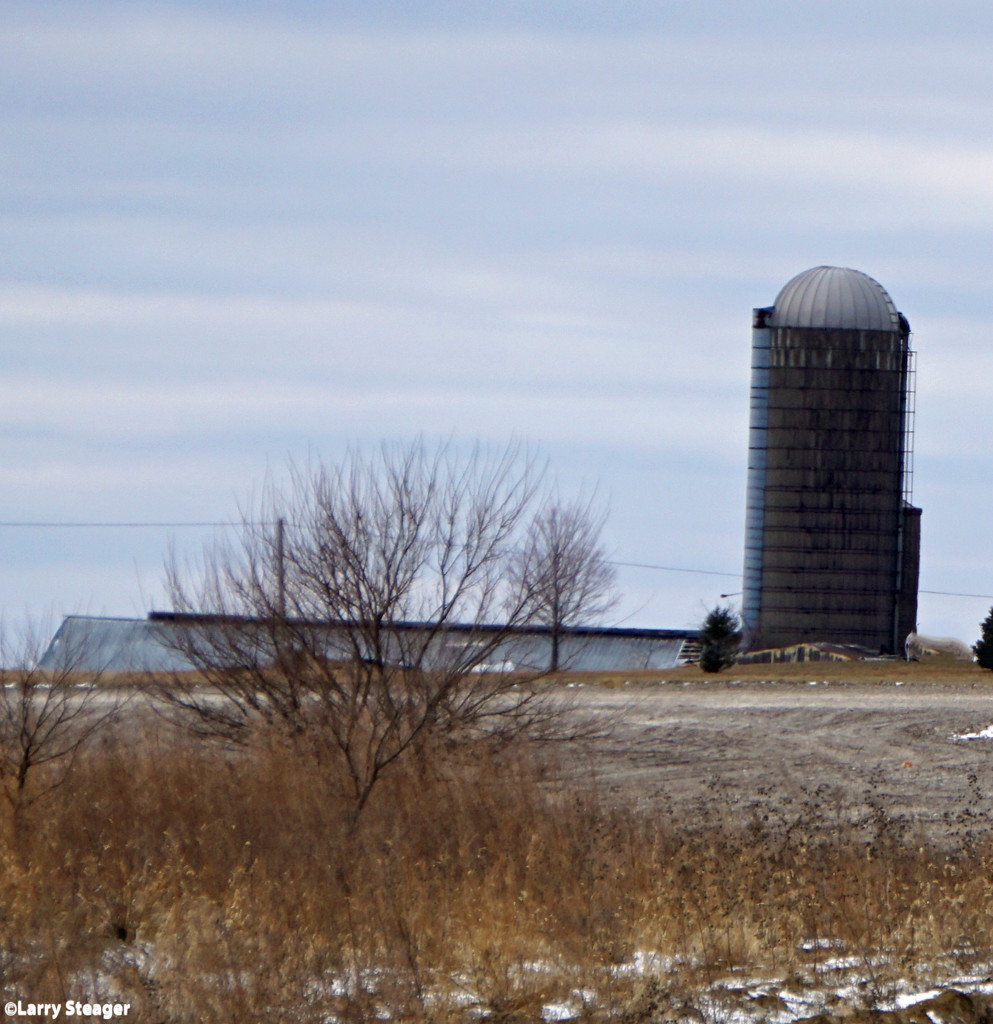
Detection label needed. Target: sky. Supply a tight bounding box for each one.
[2,0,993,643]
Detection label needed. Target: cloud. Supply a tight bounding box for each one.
[0,2,992,640]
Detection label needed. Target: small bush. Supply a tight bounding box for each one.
[974,606,993,670]
[699,605,741,672]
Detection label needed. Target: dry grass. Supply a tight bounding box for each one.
[1,720,993,1021]
[558,655,993,689]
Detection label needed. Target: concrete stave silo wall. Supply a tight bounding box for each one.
[743,284,920,654]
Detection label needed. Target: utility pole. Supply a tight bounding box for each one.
[276,516,286,620]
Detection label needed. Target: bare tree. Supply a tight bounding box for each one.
[508,496,619,672]
[0,619,123,835]
[153,440,565,821]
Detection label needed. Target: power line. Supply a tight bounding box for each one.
[610,560,741,579]
[0,521,239,528]
[0,523,991,600]
[613,562,993,600]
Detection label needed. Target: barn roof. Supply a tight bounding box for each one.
[41,614,700,674]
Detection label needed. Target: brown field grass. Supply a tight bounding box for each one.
[2,702,993,1022]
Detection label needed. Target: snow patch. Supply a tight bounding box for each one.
[953,724,993,741]
[894,988,942,1009]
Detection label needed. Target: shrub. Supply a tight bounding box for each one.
[698,605,741,672]
[974,606,993,670]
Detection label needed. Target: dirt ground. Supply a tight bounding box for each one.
[552,660,993,845]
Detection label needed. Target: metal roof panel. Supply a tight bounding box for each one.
[769,266,901,332]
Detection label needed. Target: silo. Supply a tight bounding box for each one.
[742,266,920,653]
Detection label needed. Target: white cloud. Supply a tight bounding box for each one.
[1,2,992,638]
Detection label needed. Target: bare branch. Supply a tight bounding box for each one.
[149,439,568,821]
[0,618,126,832]
[508,493,620,671]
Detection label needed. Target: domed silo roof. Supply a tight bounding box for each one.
[769,266,901,332]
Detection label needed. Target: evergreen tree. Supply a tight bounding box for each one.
[974,606,993,670]
[699,605,741,673]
